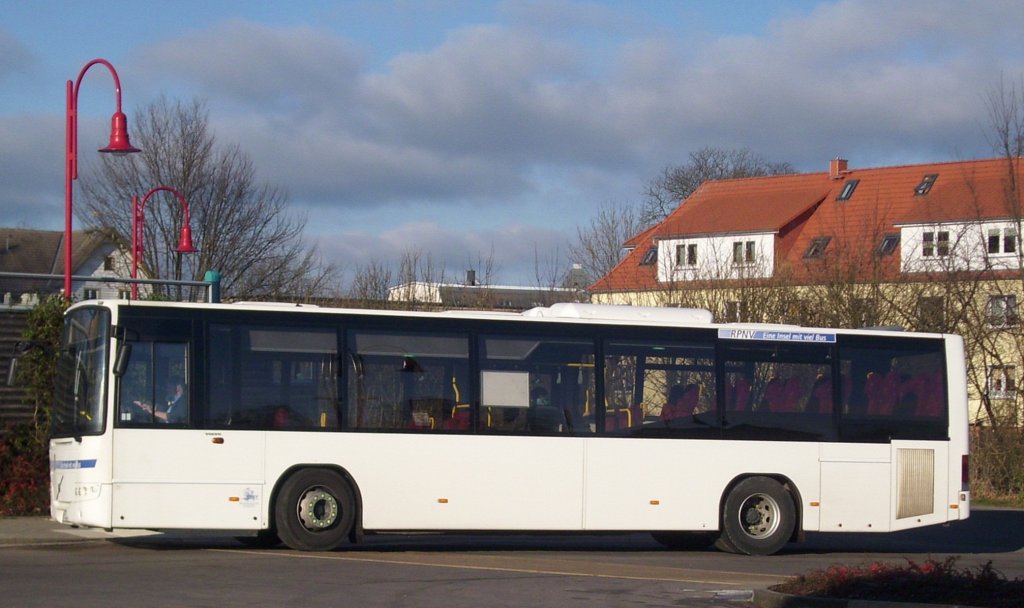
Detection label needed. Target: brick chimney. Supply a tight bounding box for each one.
[829,157,849,179]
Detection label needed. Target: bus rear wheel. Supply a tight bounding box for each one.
[717,476,795,556]
[275,468,356,551]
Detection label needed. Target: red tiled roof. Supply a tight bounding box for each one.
[591,157,1024,293]
[657,174,830,237]
[589,242,659,292]
[623,224,658,250]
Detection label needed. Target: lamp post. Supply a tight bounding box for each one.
[131,186,197,299]
[65,59,141,299]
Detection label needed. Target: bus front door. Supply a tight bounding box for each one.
[109,327,268,531]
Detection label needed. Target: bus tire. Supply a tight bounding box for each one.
[717,476,795,556]
[651,531,716,550]
[275,468,356,551]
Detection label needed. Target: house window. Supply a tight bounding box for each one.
[922,231,949,257]
[987,227,1018,255]
[103,256,114,271]
[876,234,900,257]
[836,179,859,201]
[84,289,99,300]
[732,241,755,266]
[803,237,831,259]
[987,295,1019,328]
[639,247,657,266]
[988,366,1017,400]
[917,296,945,331]
[914,174,938,196]
[118,290,131,300]
[675,244,697,267]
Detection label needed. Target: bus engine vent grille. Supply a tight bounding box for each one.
[896,448,934,519]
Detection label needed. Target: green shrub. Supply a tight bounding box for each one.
[0,295,66,515]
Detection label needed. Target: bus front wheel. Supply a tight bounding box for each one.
[275,468,356,551]
[716,476,795,556]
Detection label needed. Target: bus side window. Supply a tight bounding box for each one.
[118,341,189,426]
[725,373,752,411]
[481,336,595,435]
[603,339,716,437]
[348,331,470,432]
[720,342,833,441]
[207,325,338,430]
[118,343,154,425]
[838,340,947,441]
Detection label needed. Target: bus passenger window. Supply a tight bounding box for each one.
[603,339,717,437]
[207,325,339,430]
[347,331,470,432]
[720,342,834,441]
[838,338,947,442]
[480,336,595,435]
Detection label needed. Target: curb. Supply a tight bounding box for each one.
[753,588,982,608]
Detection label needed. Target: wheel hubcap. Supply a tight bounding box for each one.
[738,493,780,539]
[297,487,340,532]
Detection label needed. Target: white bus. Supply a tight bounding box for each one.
[46,300,970,555]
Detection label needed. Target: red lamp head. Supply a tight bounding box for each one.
[176,223,197,254]
[99,111,141,154]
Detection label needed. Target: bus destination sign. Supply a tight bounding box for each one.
[717,328,836,343]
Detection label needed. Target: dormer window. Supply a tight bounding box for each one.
[914,174,938,196]
[876,234,900,257]
[803,237,831,259]
[639,247,657,266]
[836,179,859,201]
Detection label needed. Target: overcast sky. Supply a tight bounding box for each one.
[2,0,1023,286]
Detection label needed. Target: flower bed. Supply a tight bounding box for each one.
[771,557,1024,608]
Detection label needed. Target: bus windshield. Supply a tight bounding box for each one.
[52,307,110,437]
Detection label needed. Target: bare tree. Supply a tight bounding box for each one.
[985,74,1024,162]
[532,244,567,289]
[641,147,795,226]
[347,248,503,311]
[567,201,644,288]
[79,96,337,300]
[347,259,394,309]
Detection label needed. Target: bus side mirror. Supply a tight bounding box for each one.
[114,342,132,378]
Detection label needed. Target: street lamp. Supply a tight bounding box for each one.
[65,59,141,299]
[131,186,197,299]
